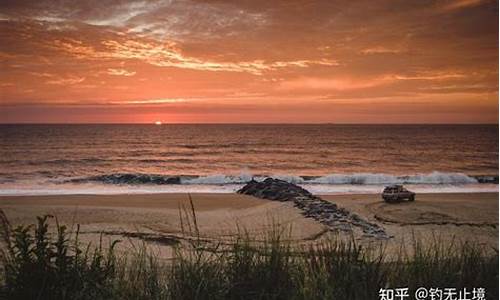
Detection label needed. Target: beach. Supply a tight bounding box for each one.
[2,1,498,296]
[1,192,497,257]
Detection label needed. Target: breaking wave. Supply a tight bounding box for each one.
[64,171,497,185]
[307,172,480,185]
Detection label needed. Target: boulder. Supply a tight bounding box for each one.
[237,178,312,201]
[237,177,390,239]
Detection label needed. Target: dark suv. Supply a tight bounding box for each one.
[382,185,415,203]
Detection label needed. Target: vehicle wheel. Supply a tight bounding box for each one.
[409,195,415,201]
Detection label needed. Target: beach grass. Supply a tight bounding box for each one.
[0,209,498,300]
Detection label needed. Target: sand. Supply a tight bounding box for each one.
[0,192,497,257]
[322,193,498,255]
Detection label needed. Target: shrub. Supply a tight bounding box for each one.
[0,212,118,300]
[0,210,497,300]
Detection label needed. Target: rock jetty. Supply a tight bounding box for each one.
[68,173,181,185]
[238,178,390,239]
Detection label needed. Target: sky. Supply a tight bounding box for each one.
[0,0,498,123]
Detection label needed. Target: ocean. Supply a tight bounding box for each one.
[0,124,498,195]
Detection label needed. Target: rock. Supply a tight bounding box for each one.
[237,178,312,201]
[237,177,390,240]
[71,173,182,185]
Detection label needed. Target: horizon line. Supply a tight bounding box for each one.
[0,122,498,125]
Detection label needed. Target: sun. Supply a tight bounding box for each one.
[155,121,162,125]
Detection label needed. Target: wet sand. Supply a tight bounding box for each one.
[0,192,497,257]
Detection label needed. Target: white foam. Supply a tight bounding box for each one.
[271,174,305,184]
[181,172,254,184]
[309,171,478,185]
[0,182,497,196]
[0,171,494,196]
[181,171,478,185]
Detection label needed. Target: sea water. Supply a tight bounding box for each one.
[0,124,497,195]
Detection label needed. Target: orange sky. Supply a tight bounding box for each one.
[0,0,498,123]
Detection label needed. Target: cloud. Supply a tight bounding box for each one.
[279,76,395,91]
[1,0,166,26]
[360,46,402,55]
[2,0,270,42]
[0,0,496,124]
[29,72,54,78]
[83,1,165,27]
[54,38,338,75]
[46,76,85,85]
[278,71,469,91]
[392,72,466,80]
[111,98,186,104]
[125,1,269,41]
[439,0,488,11]
[107,68,136,76]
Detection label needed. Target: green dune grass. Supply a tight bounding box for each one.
[0,209,497,300]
